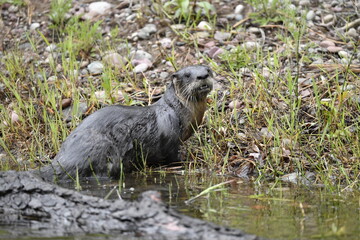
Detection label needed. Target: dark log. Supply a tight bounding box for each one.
[0,171,264,240]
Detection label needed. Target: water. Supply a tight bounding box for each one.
[1,172,359,240]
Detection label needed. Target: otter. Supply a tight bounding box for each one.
[38,65,213,181]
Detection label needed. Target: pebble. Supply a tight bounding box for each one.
[159,38,172,49]
[160,72,169,80]
[234,14,243,21]
[338,50,349,59]
[206,46,224,58]
[242,41,260,51]
[87,61,104,74]
[347,28,358,38]
[299,0,311,7]
[61,98,72,109]
[103,52,126,69]
[248,27,261,33]
[133,63,150,73]
[194,31,210,39]
[327,46,343,53]
[95,90,123,102]
[137,24,157,40]
[132,50,153,62]
[306,10,315,21]
[30,23,40,31]
[45,43,57,52]
[319,40,335,48]
[214,31,231,42]
[83,1,112,20]
[8,5,18,13]
[11,111,19,124]
[229,100,241,110]
[62,102,88,122]
[47,76,58,83]
[323,14,334,24]
[170,24,186,30]
[234,4,245,14]
[197,21,212,30]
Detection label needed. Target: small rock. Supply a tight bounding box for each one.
[137,24,157,40]
[319,40,335,48]
[206,46,224,58]
[61,98,72,109]
[345,85,356,91]
[214,31,231,42]
[95,90,124,102]
[338,50,349,59]
[47,76,57,83]
[159,38,172,49]
[82,1,112,20]
[45,44,57,52]
[132,50,153,62]
[103,52,126,69]
[62,101,88,122]
[248,27,261,33]
[87,61,104,74]
[11,111,19,124]
[133,63,150,73]
[197,21,212,30]
[8,5,18,13]
[242,41,260,51]
[229,100,241,110]
[323,14,334,24]
[194,31,210,39]
[347,28,358,38]
[159,72,169,80]
[299,0,311,7]
[30,23,40,31]
[234,4,244,14]
[260,127,273,140]
[234,14,243,21]
[327,46,343,53]
[171,24,186,30]
[306,10,315,21]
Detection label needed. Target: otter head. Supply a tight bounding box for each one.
[172,65,213,103]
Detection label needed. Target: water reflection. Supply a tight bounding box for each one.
[58,172,359,240]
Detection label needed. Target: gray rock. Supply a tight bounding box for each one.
[338,50,349,59]
[45,44,57,52]
[159,72,169,80]
[87,61,104,74]
[323,14,334,24]
[103,52,127,69]
[132,50,153,62]
[82,1,112,20]
[234,14,243,21]
[242,41,260,51]
[133,63,150,73]
[299,0,311,7]
[30,23,40,31]
[306,10,315,21]
[214,31,231,42]
[234,4,245,14]
[159,38,172,49]
[347,28,358,38]
[197,21,212,30]
[137,24,157,40]
[62,101,88,122]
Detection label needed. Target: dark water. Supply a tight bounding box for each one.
[1,172,359,240]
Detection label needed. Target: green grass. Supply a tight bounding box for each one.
[0,0,359,190]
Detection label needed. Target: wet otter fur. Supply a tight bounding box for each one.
[38,65,213,181]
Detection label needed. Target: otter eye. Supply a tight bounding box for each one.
[184,73,191,78]
[197,73,209,80]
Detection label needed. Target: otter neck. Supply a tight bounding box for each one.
[162,83,207,141]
